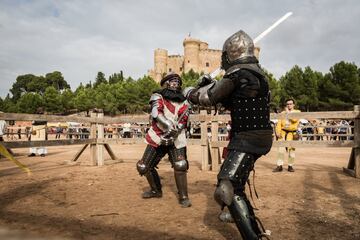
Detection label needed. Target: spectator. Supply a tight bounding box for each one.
[325,121,332,140]
[123,122,131,138]
[29,108,48,157]
[331,121,339,140]
[316,120,325,140]
[55,123,62,139]
[17,125,22,139]
[274,98,301,172]
[0,113,7,142]
[305,121,315,140]
[338,120,349,140]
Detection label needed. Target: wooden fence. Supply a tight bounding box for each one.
[0,105,359,177]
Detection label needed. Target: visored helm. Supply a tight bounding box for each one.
[160,73,182,91]
[221,30,255,70]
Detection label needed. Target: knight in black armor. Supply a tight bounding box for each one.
[184,30,273,239]
[136,73,192,208]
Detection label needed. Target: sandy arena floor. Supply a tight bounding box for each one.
[0,144,359,240]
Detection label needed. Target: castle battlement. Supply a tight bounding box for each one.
[168,55,183,58]
[203,49,222,53]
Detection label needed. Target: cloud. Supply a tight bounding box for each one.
[0,0,359,97]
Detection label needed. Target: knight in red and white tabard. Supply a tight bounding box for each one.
[136,73,191,208]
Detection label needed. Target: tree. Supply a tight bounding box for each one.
[298,67,320,111]
[43,86,64,113]
[10,74,38,101]
[134,76,160,112]
[61,89,75,112]
[109,71,124,84]
[72,87,94,113]
[93,72,107,88]
[16,93,44,114]
[45,71,70,91]
[263,69,280,112]
[279,65,304,105]
[181,69,200,88]
[319,61,360,110]
[1,94,17,112]
[93,83,118,115]
[26,76,48,95]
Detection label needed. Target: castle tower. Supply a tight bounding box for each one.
[183,37,201,73]
[154,48,168,82]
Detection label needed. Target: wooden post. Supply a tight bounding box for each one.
[200,110,209,171]
[354,105,360,178]
[71,144,89,162]
[211,116,220,172]
[104,143,118,161]
[90,111,98,166]
[97,111,105,166]
[344,105,360,178]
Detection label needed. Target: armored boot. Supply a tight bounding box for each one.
[174,170,191,207]
[228,194,262,240]
[143,169,162,199]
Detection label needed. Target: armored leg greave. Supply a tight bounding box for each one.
[169,147,191,207]
[144,169,162,193]
[137,145,166,194]
[214,150,263,239]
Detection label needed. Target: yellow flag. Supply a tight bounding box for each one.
[0,144,31,175]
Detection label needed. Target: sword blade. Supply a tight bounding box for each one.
[209,12,293,78]
[253,12,293,44]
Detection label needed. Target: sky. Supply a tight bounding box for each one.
[0,0,359,97]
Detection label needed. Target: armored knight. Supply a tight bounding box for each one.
[184,30,273,239]
[136,73,191,208]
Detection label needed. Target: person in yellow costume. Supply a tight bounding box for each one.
[274,98,301,172]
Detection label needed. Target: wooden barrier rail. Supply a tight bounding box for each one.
[205,105,360,178]
[0,106,359,177]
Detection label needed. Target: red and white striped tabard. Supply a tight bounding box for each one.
[145,93,189,149]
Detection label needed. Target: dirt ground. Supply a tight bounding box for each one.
[0,144,359,240]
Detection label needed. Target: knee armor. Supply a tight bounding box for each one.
[214,179,234,206]
[136,160,148,175]
[174,159,188,171]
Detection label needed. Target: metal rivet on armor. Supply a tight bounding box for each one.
[261,125,263,127]
[245,100,247,102]
[245,108,248,111]
[253,108,255,110]
[246,117,248,119]
[254,125,256,127]
[254,116,256,119]
[259,98,262,100]
[260,116,263,118]
[253,99,255,101]
[260,108,262,110]
[246,125,249,128]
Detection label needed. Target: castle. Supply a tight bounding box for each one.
[148,37,260,83]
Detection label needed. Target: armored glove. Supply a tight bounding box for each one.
[197,74,214,88]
